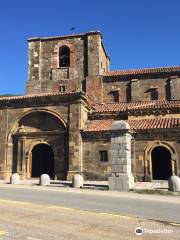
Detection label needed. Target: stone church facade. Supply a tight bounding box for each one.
[0,31,179,181]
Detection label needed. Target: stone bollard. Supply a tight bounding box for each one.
[10,173,20,184]
[39,174,50,186]
[168,175,180,192]
[72,174,83,188]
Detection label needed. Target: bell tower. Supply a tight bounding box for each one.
[26,31,110,95]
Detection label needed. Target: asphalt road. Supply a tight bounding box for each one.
[0,185,180,224]
[0,198,179,240]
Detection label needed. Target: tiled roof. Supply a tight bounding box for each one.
[103,66,180,77]
[0,91,86,102]
[93,103,127,112]
[127,100,180,111]
[84,120,113,132]
[83,118,180,132]
[93,100,180,113]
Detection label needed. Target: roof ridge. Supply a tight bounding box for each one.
[28,31,101,41]
[93,99,180,105]
[106,65,180,72]
[103,65,180,77]
[92,100,180,113]
[0,91,85,101]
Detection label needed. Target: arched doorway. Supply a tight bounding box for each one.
[151,146,172,180]
[31,144,54,178]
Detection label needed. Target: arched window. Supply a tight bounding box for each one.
[59,46,70,67]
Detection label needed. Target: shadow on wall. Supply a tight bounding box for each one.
[83,170,110,181]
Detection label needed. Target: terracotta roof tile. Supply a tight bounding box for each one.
[83,118,180,132]
[93,103,127,112]
[84,120,113,132]
[103,66,180,77]
[0,91,86,102]
[93,100,180,113]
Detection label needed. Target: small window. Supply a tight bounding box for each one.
[109,90,119,102]
[99,150,108,162]
[59,85,66,92]
[150,88,158,100]
[59,46,70,67]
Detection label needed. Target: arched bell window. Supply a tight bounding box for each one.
[59,46,70,67]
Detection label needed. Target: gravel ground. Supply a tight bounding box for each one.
[0,200,179,240]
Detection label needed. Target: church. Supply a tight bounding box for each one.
[0,31,179,181]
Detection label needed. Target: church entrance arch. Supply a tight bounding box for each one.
[31,143,54,178]
[11,110,68,180]
[144,141,178,181]
[151,146,172,180]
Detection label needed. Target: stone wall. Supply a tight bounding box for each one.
[27,36,85,94]
[102,74,180,103]
[82,133,111,180]
[81,129,180,181]
[26,32,109,96]
[103,79,128,102]
[86,76,103,103]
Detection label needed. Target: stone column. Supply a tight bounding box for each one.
[67,100,85,180]
[17,136,26,179]
[109,120,134,191]
[16,126,26,179]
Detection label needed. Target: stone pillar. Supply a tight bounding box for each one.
[67,99,86,180]
[16,135,26,179]
[109,120,134,191]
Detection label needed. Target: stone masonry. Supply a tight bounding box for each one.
[109,121,134,191]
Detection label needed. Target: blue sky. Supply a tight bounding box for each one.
[0,0,180,94]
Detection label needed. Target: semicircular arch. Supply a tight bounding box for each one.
[144,141,178,179]
[7,109,67,143]
[145,141,177,157]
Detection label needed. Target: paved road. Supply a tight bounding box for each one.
[0,199,179,240]
[0,185,180,224]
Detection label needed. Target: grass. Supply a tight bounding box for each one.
[132,189,180,196]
